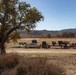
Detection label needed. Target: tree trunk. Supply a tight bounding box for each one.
[0,42,6,55]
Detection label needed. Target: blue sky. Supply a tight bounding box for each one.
[20,0,76,30]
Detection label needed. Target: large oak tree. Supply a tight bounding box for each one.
[0,0,44,54]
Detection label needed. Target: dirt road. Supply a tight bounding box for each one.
[6,48,76,54]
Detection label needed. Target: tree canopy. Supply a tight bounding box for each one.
[0,0,44,54]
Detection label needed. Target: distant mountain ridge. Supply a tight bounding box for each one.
[20,28,76,37]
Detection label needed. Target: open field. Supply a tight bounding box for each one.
[18,38,76,44]
[6,38,76,49]
[6,38,76,75]
[6,38,76,54]
[6,48,76,75]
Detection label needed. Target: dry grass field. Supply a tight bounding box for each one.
[6,38,76,75]
[18,38,76,44]
[6,38,76,48]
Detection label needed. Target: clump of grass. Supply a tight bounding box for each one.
[0,53,20,74]
[0,54,66,75]
[16,57,66,75]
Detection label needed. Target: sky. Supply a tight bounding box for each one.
[20,0,76,30]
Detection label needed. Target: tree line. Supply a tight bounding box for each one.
[24,32,75,38]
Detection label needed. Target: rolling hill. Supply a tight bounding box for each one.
[20,28,76,37]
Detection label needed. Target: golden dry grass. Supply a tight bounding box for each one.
[6,38,76,75]
[18,38,76,44]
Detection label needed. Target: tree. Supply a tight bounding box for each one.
[47,34,51,38]
[68,32,75,38]
[61,32,69,38]
[0,0,44,54]
[40,34,47,38]
[61,32,75,38]
[7,31,21,44]
[56,34,61,38]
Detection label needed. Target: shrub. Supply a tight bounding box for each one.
[0,53,20,74]
[16,58,66,75]
[0,54,66,75]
